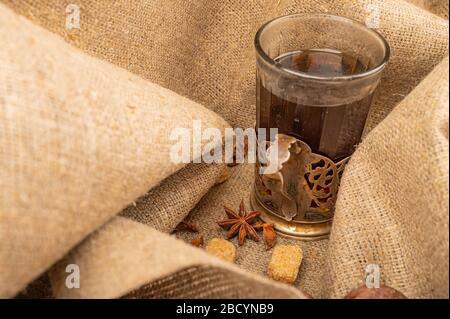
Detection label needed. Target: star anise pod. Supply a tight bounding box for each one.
[218,200,260,245]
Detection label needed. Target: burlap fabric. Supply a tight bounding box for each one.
[4,0,448,131]
[327,55,449,298]
[407,0,449,18]
[49,217,306,298]
[1,0,448,298]
[14,164,226,299]
[120,163,225,234]
[0,3,229,297]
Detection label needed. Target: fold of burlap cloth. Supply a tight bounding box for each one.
[15,163,226,299]
[4,0,448,130]
[48,217,307,298]
[407,0,449,18]
[327,55,449,298]
[1,0,448,298]
[0,3,229,298]
[120,163,225,234]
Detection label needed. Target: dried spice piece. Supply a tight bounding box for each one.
[268,245,303,284]
[206,238,236,263]
[345,285,407,299]
[227,162,239,167]
[191,236,204,247]
[218,200,260,245]
[215,166,230,185]
[227,138,249,167]
[172,221,199,233]
[254,222,277,250]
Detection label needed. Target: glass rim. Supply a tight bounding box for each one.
[254,13,391,82]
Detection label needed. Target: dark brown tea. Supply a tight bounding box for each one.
[257,49,373,161]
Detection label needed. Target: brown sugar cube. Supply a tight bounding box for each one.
[206,238,236,263]
[267,245,303,284]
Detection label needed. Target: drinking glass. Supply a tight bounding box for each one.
[251,13,390,240]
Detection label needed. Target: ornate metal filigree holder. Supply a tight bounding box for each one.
[251,134,349,240]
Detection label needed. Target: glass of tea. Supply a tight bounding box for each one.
[251,14,390,240]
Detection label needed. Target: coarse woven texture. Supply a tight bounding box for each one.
[178,57,449,299]
[120,163,225,233]
[48,217,307,298]
[3,0,448,130]
[50,163,329,298]
[0,3,229,298]
[1,0,449,299]
[16,163,225,298]
[176,164,330,298]
[15,274,53,299]
[407,0,449,18]
[327,56,449,298]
